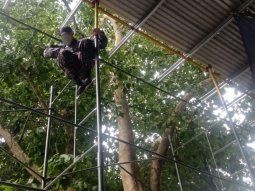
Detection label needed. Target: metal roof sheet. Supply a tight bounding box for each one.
[100,0,255,91]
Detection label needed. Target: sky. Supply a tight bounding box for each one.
[1,0,255,186]
[223,87,255,150]
[70,0,80,9]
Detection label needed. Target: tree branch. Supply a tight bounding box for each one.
[150,78,211,191]
[61,0,83,36]
[0,124,41,182]
[105,15,143,191]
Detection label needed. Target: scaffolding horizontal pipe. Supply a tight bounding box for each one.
[0,10,61,42]
[0,97,97,133]
[101,59,245,130]
[0,95,253,190]
[47,156,254,190]
[0,108,49,113]
[0,147,43,180]
[0,1,253,190]
[0,6,248,137]
[103,136,254,190]
[84,0,206,71]
[45,144,96,189]
[0,181,45,191]
[46,158,157,180]
[46,166,99,181]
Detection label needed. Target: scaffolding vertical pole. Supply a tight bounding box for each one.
[204,130,224,190]
[94,1,104,191]
[208,67,255,187]
[74,85,78,161]
[168,135,183,191]
[42,86,54,188]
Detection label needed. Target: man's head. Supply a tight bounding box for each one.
[60,26,74,46]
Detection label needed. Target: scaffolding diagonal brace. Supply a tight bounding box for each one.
[208,67,255,187]
[44,144,97,189]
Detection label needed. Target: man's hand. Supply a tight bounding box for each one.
[91,0,99,7]
[93,28,101,36]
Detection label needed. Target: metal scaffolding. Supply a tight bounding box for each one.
[0,60,254,190]
[0,1,255,191]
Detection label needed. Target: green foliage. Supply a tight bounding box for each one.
[0,0,255,190]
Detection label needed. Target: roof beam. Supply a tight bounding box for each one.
[157,0,254,82]
[227,93,247,108]
[200,67,249,102]
[109,0,166,57]
[200,82,227,102]
[61,0,165,57]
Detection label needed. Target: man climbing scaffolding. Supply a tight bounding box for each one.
[43,26,107,95]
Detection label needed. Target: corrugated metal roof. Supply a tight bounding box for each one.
[99,0,255,91]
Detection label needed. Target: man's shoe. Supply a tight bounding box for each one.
[77,84,86,96]
[77,78,93,96]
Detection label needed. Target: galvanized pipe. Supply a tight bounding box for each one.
[0,11,61,42]
[74,85,78,161]
[168,135,183,191]
[94,1,105,190]
[78,107,96,125]
[44,144,97,189]
[205,131,224,190]
[208,67,255,187]
[52,80,71,104]
[42,86,54,188]
[0,181,45,191]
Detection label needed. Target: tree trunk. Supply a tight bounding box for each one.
[0,124,41,182]
[114,83,143,191]
[150,128,173,191]
[105,16,143,191]
[150,78,211,191]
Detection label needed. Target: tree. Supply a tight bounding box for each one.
[0,1,255,191]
